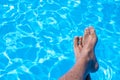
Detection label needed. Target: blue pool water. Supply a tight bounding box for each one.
[0,0,120,80]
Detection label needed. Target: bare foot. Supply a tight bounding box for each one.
[60,27,99,80]
[60,27,98,80]
[73,27,98,80]
[83,27,99,72]
[74,36,91,80]
[74,36,83,61]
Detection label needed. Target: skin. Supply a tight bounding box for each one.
[59,27,99,80]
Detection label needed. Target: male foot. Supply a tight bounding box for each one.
[59,27,99,80]
[73,26,99,80]
[83,27,99,72]
[74,36,83,61]
[74,36,91,80]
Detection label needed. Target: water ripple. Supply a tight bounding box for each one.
[0,0,120,80]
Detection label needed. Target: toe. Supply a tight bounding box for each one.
[74,36,79,47]
[83,28,90,45]
[89,26,95,34]
[85,28,90,35]
[79,36,83,47]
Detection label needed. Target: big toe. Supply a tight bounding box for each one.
[89,27,98,42]
[85,28,90,35]
[83,28,90,45]
[89,27,96,35]
[74,36,79,47]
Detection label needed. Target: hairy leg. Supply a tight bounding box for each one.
[74,36,91,80]
[59,27,99,80]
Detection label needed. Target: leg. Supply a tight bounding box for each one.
[59,27,99,80]
[74,36,91,80]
